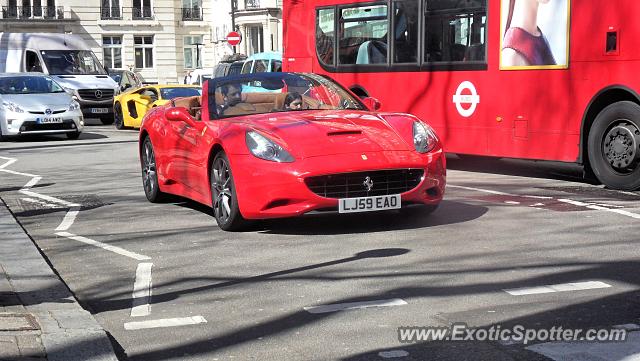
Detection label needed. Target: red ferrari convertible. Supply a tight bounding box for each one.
[139,73,445,231]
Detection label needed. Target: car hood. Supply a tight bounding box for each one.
[1,93,73,111]
[240,111,413,158]
[51,75,118,91]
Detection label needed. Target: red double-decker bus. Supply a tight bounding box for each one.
[283,0,640,190]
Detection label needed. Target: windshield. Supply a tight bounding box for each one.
[210,73,364,119]
[40,50,107,75]
[109,72,122,83]
[160,87,202,100]
[0,76,65,94]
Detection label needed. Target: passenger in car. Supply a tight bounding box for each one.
[283,92,303,110]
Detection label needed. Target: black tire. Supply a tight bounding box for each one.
[114,103,125,130]
[210,151,248,231]
[587,101,640,190]
[66,131,80,140]
[100,116,115,125]
[141,137,165,202]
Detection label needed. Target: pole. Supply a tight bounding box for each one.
[230,0,236,54]
[194,42,203,68]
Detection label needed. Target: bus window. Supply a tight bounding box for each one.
[393,1,419,64]
[316,8,335,66]
[424,0,486,63]
[338,4,388,65]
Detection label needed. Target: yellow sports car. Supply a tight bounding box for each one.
[113,84,201,129]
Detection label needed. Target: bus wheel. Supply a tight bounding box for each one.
[587,101,640,190]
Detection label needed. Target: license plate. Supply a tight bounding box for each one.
[37,117,63,124]
[91,108,109,114]
[338,194,401,213]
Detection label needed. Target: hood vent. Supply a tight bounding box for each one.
[327,130,361,136]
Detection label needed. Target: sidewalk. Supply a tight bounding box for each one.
[0,198,119,361]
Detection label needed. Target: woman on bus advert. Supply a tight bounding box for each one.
[500,0,570,69]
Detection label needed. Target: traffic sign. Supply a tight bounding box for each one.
[226,31,241,46]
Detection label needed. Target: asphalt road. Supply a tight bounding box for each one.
[1,124,639,361]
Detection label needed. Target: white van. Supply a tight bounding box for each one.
[0,33,119,124]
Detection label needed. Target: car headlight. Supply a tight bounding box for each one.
[413,121,439,153]
[245,131,294,163]
[68,100,80,111]
[2,101,25,113]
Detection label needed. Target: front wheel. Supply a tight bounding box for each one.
[66,131,80,140]
[141,137,165,202]
[210,152,247,231]
[587,101,640,190]
[114,103,125,129]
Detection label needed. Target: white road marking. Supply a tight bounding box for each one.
[448,185,514,196]
[55,231,151,261]
[0,167,38,178]
[0,156,17,169]
[504,281,611,296]
[304,299,407,314]
[124,316,207,330]
[379,350,410,358]
[20,189,79,207]
[504,201,520,205]
[22,176,42,189]
[131,263,153,317]
[55,206,81,231]
[558,199,640,219]
[20,197,58,208]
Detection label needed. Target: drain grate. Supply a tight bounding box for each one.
[0,313,40,331]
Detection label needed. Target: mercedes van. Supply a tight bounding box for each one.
[0,32,119,124]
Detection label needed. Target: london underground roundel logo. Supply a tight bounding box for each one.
[452,81,480,118]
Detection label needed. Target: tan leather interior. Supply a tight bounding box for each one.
[172,96,202,119]
[210,91,338,117]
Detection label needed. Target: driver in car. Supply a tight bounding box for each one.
[217,83,243,116]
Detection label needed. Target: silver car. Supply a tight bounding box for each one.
[0,73,84,140]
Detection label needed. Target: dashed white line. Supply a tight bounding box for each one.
[504,281,612,296]
[557,199,640,219]
[131,262,153,317]
[55,231,151,261]
[303,298,407,314]
[124,316,207,330]
[55,206,81,231]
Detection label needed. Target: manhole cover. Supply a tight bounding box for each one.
[0,313,40,331]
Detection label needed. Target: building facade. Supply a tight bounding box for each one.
[211,0,282,63]
[0,0,217,83]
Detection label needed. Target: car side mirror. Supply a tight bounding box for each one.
[166,107,196,127]
[362,97,382,111]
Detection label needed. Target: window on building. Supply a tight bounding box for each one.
[101,0,121,19]
[338,4,388,65]
[134,35,154,69]
[133,0,152,19]
[182,0,201,20]
[103,36,123,69]
[184,35,203,69]
[246,25,263,56]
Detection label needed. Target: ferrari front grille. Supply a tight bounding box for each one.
[305,169,424,199]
